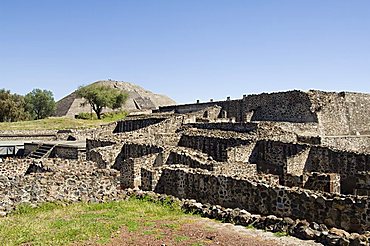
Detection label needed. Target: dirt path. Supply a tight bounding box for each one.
[103,217,322,246]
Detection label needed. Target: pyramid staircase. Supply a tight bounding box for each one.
[28,143,56,159]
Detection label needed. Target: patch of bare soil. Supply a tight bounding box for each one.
[100,217,322,246]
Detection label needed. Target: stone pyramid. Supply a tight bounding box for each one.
[55,80,176,117]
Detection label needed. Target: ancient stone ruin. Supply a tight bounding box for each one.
[55,80,176,117]
[1,89,370,245]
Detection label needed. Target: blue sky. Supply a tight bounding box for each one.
[0,0,369,103]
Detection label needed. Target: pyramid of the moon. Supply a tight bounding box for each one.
[55,80,176,118]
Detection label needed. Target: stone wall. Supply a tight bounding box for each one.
[304,172,341,194]
[120,153,159,189]
[258,122,320,137]
[0,122,116,142]
[304,146,370,194]
[354,172,370,196]
[187,122,258,133]
[311,91,370,136]
[283,174,306,188]
[166,149,215,171]
[63,122,118,140]
[86,139,116,160]
[24,143,40,156]
[251,140,308,180]
[0,159,121,214]
[157,90,370,136]
[154,166,370,232]
[343,92,370,135]
[178,134,252,162]
[226,142,257,164]
[121,143,163,160]
[87,143,123,169]
[120,158,142,189]
[244,90,318,123]
[141,166,163,191]
[110,143,164,171]
[158,91,318,123]
[50,145,81,159]
[0,159,31,178]
[111,115,185,146]
[0,130,57,141]
[322,135,370,153]
[113,117,167,133]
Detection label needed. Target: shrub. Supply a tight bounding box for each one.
[75,112,97,120]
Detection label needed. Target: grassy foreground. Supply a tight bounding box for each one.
[0,112,127,130]
[0,198,189,245]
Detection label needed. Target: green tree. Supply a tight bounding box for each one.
[76,84,128,119]
[25,89,56,119]
[0,89,30,122]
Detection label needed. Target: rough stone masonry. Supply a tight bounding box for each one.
[1,89,370,245]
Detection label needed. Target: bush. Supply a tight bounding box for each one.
[75,112,97,120]
[101,110,127,119]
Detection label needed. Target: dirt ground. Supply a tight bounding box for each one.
[101,217,322,246]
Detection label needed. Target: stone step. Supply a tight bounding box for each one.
[27,143,56,159]
[37,149,49,154]
[31,152,44,157]
[39,146,52,151]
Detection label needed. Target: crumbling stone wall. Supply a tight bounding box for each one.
[113,117,167,133]
[120,153,159,189]
[56,122,117,141]
[166,149,215,171]
[322,135,370,153]
[158,91,318,123]
[121,144,163,160]
[0,130,57,141]
[226,142,257,164]
[87,143,123,168]
[49,145,81,159]
[0,159,31,178]
[286,147,310,176]
[310,91,370,136]
[109,115,185,146]
[158,90,370,137]
[86,139,116,160]
[303,172,341,193]
[155,167,369,232]
[178,134,252,162]
[343,92,370,135]
[24,143,40,156]
[354,172,370,196]
[0,159,120,214]
[251,140,308,180]
[244,90,318,123]
[141,166,163,191]
[258,122,319,137]
[187,122,258,133]
[304,146,370,194]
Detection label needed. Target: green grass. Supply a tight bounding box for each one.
[273,231,288,237]
[162,223,180,230]
[0,111,127,130]
[175,235,190,242]
[0,198,187,246]
[246,224,255,230]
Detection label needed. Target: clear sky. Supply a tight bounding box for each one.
[0,0,369,104]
